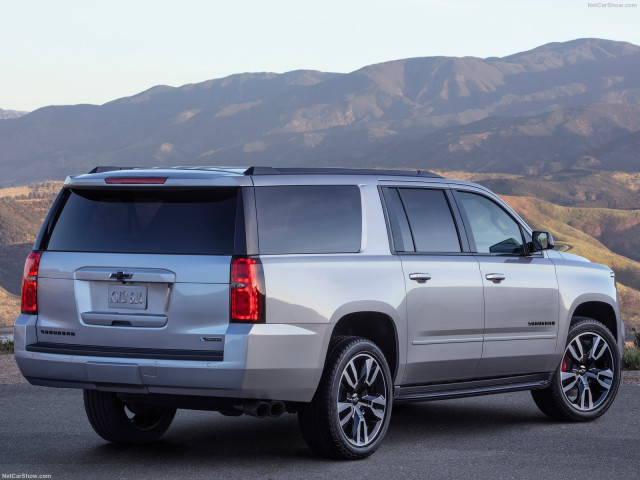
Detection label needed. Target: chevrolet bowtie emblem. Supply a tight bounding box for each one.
[109,271,133,283]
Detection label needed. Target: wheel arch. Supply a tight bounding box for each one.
[570,300,620,345]
[330,311,400,382]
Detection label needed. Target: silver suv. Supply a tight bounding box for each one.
[14,166,623,459]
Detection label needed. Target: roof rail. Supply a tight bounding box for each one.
[87,166,441,178]
[244,167,441,178]
[89,166,136,174]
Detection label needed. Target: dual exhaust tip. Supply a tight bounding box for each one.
[242,400,286,418]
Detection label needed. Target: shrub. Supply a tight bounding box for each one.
[0,338,14,354]
[622,346,640,370]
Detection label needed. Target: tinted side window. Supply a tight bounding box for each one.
[456,191,524,255]
[396,188,461,253]
[47,188,238,255]
[255,185,361,254]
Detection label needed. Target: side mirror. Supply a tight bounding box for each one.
[531,231,555,251]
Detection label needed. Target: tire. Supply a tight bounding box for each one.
[298,336,393,460]
[531,317,621,421]
[83,390,176,444]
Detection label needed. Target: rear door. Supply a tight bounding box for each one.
[34,185,242,357]
[382,186,485,384]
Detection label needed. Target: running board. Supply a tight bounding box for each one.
[394,372,553,403]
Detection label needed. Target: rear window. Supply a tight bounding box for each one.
[397,188,461,253]
[46,188,238,255]
[255,185,362,254]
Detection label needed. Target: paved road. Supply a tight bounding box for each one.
[1,384,638,480]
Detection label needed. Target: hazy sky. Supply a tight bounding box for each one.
[2,0,639,111]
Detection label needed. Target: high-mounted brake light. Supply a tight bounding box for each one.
[105,177,167,184]
[230,257,265,322]
[21,251,41,314]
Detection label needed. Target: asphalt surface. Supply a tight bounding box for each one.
[0,385,638,480]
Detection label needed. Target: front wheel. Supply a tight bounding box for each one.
[83,390,176,444]
[531,317,621,421]
[298,336,393,460]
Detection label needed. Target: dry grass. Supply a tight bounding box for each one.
[0,186,31,198]
[0,182,61,328]
[438,170,640,192]
[610,172,640,191]
[502,195,640,330]
[0,181,63,199]
[502,195,640,282]
[0,286,19,327]
[440,169,640,210]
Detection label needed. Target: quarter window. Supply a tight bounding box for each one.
[255,185,362,254]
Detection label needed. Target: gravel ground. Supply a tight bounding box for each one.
[0,355,28,384]
[621,369,640,386]
[1,353,639,385]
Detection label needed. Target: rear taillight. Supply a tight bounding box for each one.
[21,251,41,314]
[230,256,265,322]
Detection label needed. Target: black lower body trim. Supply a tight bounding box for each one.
[26,342,224,362]
[394,372,552,403]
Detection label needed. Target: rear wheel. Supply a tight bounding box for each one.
[83,390,176,443]
[531,317,620,421]
[298,336,393,459]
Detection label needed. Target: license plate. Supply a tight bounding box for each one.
[108,285,147,310]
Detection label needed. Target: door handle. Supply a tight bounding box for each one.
[486,273,506,283]
[409,273,432,283]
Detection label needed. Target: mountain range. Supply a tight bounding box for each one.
[1,38,640,185]
[1,38,640,332]
[0,109,27,120]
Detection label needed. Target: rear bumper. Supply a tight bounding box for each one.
[13,314,329,402]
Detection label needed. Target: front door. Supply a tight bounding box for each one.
[453,190,559,377]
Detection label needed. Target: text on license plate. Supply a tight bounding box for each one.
[108,285,147,310]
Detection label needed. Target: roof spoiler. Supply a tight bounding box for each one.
[89,166,136,174]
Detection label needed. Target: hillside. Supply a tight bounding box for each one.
[502,196,640,265]
[439,169,640,260]
[1,38,640,185]
[0,285,19,328]
[500,195,640,329]
[438,169,640,210]
[0,183,62,326]
[451,171,640,328]
[0,181,638,331]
